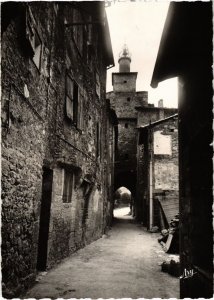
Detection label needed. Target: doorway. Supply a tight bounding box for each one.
[37,167,53,271]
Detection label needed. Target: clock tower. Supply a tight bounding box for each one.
[112,44,138,93]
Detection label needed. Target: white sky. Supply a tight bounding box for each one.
[106,1,178,108]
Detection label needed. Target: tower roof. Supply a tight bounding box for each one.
[119,44,131,61]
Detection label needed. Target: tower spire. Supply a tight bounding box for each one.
[119,44,131,59]
[118,44,131,72]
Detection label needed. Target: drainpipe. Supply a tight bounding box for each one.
[149,158,153,230]
[149,127,153,230]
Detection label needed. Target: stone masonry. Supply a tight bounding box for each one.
[107,45,178,217]
[107,46,148,196]
[1,2,115,297]
[136,110,178,226]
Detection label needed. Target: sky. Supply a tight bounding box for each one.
[105,1,178,108]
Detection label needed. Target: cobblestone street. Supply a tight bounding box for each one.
[24,207,179,299]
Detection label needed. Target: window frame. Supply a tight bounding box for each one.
[26,7,43,71]
[62,169,74,203]
[65,72,79,125]
[65,72,84,131]
[95,71,101,99]
[72,8,84,56]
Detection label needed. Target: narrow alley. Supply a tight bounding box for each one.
[24,207,179,299]
[2,2,213,298]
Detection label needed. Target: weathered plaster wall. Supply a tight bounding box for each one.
[152,119,179,227]
[153,120,179,192]
[136,111,178,226]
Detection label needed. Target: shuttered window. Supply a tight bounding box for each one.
[65,73,78,125]
[26,8,43,70]
[62,170,74,203]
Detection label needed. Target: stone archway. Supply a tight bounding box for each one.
[114,170,136,197]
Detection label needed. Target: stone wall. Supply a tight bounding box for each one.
[153,119,179,192]
[136,110,178,226]
[1,4,50,295]
[152,118,179,227]
[136,135,149,223]
[112,72,137,92]
[107,88,148,198]
[1,2,114,297]
[137,107,177,127]
[107,91,148,118]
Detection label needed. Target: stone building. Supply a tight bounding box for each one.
[105,100,118,226]
[1,2,115,297]
[107,48,177,219]
[150,2,213,298]
[107,45,149,199]
[137,114,178,230]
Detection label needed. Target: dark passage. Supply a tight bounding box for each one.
[37,167,53,271]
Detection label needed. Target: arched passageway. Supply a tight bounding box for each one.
[114,187,133,221]
[114,171,136,197]
[114,171,137,219]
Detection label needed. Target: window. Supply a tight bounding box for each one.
[65,73,78,124]
[62,170,74,203]
[26,8,43,70]
[54,3,59,15]
[87,18,93,46]
[96,72,101,98]
[77,90,84,130]
[72,9,83,55]
[123,80,127,83]
[127,97,131,101]
[125,123,129,128]
[65,72,84,130]
[33,30,42,68]
[86,21,93,68]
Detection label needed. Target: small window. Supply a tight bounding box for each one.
[125,123,128,128]
[26,8,43,70]
[123,80,127,83]
[96,72,100,98]
[77,90,84,130]
[65,73,78,124]
[72,9,83,55]
[127,97,131,101]
[87,18,93,46]
[62,170,74,203]
[33,30,42,69]
[86,21,93,68]
[54,3,59,15]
